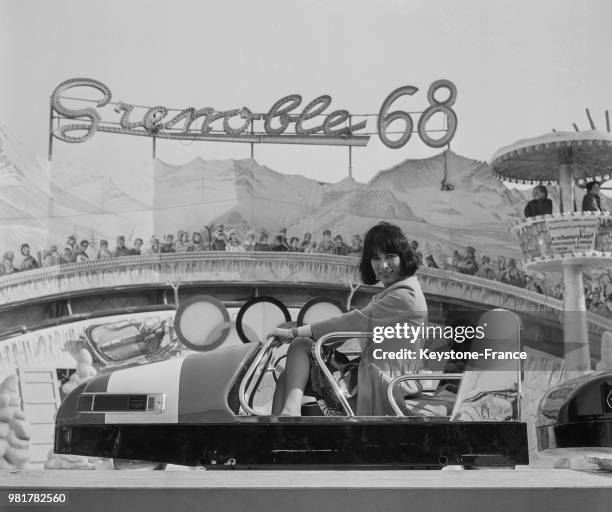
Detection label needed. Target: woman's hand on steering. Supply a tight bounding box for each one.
[268,327,294,341]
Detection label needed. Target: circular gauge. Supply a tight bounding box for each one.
[606,390,612,410]
[174,295,231,351]
[236,296,291,343]
[297,297,347,326]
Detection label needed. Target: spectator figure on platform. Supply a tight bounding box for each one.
[475,255,496,280]
[42,251,54,268]
[97,240,112,259]
[278,228,291,251]
[410,241,424,266]
[552,283,564,300]
[191,232,205,252]
[66,236,78,262]
[130,238,143,255]
[255,233,270,251]
[350,234,363,256]
[48,246,62,266]
[2,256,18,274]
[20,243,38,271]
[270,235,289,252]
[60,247,73,264]
[500,258,525,287]
[456,246,479,275]
[450,250,462,270]
[84,239,98,260]
[174,230,190,252]
[591,284,603,302]
[425,254,439,268]
[161,234,176,253]
[524,274,543,294]
[495,255,507,281]
[212,226,226,251]
[226,229,244,252]
[317,229,335,254]
[333,235,351,256]
[242,231,256,252]
[2,251,13,266]
[598,270,612,298]
[147,237,161,255]
[582,181,605,212]
[524,185,553,218]
[589,291,608,316]
[603,293,612,318]
[300,232,313,252]
[584,285,593,310]
[289,237,301,252]
[589,291,601,313]
[586,285,597,311]
[75,240,90,261]
[114,236,131,257]
[306,241,318,254]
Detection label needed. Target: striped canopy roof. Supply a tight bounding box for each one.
[490,130,612,184]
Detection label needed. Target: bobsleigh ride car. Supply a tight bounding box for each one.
[537,369,612,460]
[54,296,528,469]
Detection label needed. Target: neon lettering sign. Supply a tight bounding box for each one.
[50,78,457,150]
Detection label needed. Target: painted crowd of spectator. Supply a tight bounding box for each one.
[206,226,363,256]
[0,228,366,276]
[584,270,612,319]
[1,229,606,318]
[421,242,567,299]
[0,230,541,290]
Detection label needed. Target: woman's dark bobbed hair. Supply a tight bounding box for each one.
[358,222,419,285]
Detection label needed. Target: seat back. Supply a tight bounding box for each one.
[450,308,523,421]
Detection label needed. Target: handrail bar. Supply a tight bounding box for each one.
[313,332,373,417]
[238,337,282,416]
[387,373,464,416]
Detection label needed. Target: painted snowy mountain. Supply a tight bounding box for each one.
[4,123,603,260]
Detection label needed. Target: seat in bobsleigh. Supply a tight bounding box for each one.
[308,309,522,426]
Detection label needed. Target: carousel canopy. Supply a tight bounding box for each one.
[490,130,612,184]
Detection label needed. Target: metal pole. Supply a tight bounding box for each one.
[167,278,182,355]
[558,148,574,213]
[152,136,157,159]
[250,119,255,160]
[348,115,353,178]
[586,108,596,130]
[48,99,54,161]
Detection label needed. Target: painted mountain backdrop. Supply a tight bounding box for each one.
[3,123,606,261]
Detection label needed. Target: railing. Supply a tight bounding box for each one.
[513,212,612,269]
[1,251,611,332]
[0,252,359,304]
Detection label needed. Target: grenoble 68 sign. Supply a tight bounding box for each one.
[50,77,457,155]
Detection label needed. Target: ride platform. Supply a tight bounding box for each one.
[1,469,611,512]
